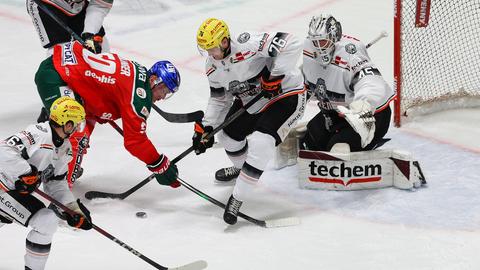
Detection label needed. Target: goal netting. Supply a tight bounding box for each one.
[394,0,480,126]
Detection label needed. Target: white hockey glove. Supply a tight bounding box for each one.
[337,100,376,148]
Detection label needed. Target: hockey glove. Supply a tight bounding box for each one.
[81,32,103,54]
[192,122,214,155]
[147,155,181,188]
[261,74,284,99]
[15,165,40,195]
[337,100,376,148]
[65,199,92,230]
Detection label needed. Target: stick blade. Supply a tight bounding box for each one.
[84,191,124,200]
[168,260,208,270]
[264,217,301,228]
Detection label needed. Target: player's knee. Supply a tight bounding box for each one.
[29,208,59,237]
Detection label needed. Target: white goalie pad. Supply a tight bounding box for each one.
[274,122,307,169]
[298,149,426,190]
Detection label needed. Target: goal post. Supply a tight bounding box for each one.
[394,0,480,127]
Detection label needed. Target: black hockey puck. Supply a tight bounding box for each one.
[136,211,147,218]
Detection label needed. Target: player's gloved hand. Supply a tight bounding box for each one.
[337,100,376,148]
[81,32,103,54]
[65,199,92,230]
[147,155,181,188]
[15,165,40,195]
[261,74,284,99]
[192,122,214,155]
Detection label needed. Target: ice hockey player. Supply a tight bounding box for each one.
[27,0,113,55]
[34,41,181,189]
[301,14,395,152]
[0,97,92,270]
[292,14,425,191]
[193,18,306,225]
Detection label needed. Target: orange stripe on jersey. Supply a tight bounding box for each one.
[259,87,306,113]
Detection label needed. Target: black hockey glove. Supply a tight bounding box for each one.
[15,165,40,195]
[261,74,284,99]
[147,155,181,188]
[65,199,92,230]
[81,32,103,54]
[192,122,214,155]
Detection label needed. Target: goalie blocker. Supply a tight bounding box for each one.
[297,149,426,190]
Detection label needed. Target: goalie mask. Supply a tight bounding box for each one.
[307,14,342,66]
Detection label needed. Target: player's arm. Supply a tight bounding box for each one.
[82,0,113,53]
[348,44,395,113]
[256,32,302,97]
[121,107,180,188]
[83,0,113,34]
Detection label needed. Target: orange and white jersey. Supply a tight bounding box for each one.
[303,35,395,113]
[203,31,305,127]
[0,122,74,204]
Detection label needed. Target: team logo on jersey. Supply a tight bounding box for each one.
[230,51,256,63]
[237,32,250,43]
[61,42,77,66]
[345,43,357,54]
[136,87,147,99]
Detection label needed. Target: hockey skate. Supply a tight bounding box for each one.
[215,166,240,184]
[223,195,243,225]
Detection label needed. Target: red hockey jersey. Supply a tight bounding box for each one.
[52,41,161,165]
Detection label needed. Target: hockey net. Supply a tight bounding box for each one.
[394,0,480,126]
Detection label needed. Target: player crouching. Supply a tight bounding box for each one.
[0,97,92,270]
[276,14,426,190]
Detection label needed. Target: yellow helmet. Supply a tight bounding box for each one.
[197,18,230,50]
[49,96,86,127]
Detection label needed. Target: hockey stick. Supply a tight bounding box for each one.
[85,94,264,200]
[365,31,388,49]
[32,0,203,124]
[34,188,207,270]
[177,176,300,228]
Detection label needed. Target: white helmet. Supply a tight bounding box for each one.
[307,14,342,66]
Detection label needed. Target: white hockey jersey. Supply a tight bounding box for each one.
[0,122,75,205]
[203,31,305,127]
[303,35,395,113]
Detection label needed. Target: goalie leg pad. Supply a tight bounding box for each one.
[297,149,426,190]
[274,122,307,169]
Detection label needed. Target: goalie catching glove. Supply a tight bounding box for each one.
[337,100,376,148]
[192,122,214,155]
[81,32,103,54]
[15,165,40,195]
[147,154,181,188]
[65,199,92,230]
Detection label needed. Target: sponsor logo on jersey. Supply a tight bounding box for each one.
[351,59,368,72]
[120,60,131,76]
[136,88,146,99]
[345,43,357,54]
[84,70,116,84]
[62,42,77,66]
[237,32,250,43]
[21,131,35,145]
[308,160,382,186]
[230,51,256,63]
[0,193,28,220]
[258,33,270,51]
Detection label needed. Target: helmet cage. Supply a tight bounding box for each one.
[307,15,342,65]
